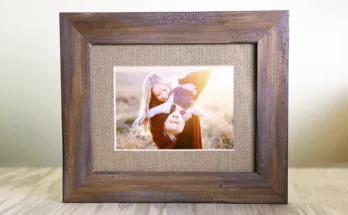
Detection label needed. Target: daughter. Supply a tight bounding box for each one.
[133,70,211,149]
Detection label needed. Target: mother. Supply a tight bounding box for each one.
[134,69,211,149]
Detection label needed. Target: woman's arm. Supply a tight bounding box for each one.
[147,93,174,118]
[178,69,211,100]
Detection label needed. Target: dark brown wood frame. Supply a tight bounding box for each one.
[60,11,289,203]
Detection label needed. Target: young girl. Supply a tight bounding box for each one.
[133,72,208,131]
[133,70,211,149]
[146,81,210,141]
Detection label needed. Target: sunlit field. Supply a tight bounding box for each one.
[114,66,234,150]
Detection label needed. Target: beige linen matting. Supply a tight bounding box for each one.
[91,44,255,172]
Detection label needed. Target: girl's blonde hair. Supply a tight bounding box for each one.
[132,73,171,135]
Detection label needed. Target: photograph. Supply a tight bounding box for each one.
[114,66,234,150]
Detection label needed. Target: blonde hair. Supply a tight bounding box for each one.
[132,73,171,135]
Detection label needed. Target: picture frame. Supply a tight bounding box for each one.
[60,10,289,203]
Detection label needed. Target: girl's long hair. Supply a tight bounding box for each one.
[132,73,171,135]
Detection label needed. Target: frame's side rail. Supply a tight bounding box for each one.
[60,15,93,202]
[256,11,289,203]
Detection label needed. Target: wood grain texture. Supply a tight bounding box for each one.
[257,12,289,201]
[1,168,348,215]
[59,11,289,203]
[62,11,287,44]
[60,14,93,202]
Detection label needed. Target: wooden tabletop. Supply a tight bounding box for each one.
[0,168,347,214]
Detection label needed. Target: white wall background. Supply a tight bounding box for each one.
[0,0,347,167]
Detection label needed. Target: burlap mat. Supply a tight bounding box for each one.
[91,44,255,172]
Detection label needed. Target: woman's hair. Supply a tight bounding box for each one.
[132,73,171,135]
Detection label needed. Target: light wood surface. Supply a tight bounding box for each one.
[0,168,347,214]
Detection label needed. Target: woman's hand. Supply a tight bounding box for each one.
[181,83,197,95]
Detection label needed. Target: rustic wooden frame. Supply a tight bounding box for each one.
[60,11,289,203]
